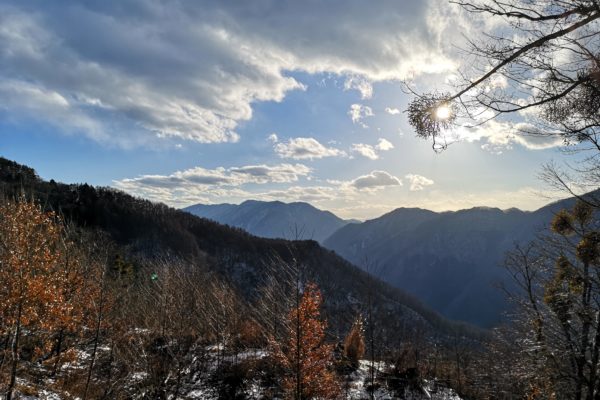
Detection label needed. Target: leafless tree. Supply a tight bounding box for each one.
[407,0,600,153]
[501,200,600,398]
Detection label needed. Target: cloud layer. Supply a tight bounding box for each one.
[114,163,434,211]
[0,0,458,145]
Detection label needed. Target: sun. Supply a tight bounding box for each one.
[435,104,451,120]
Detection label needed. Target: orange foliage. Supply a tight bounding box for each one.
[0,199,102,371]
[273,282,341,400]
[343,315,365,367]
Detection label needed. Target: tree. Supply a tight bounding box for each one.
[273,282,341,400]
[343,315,366,368]
[407,1,600,152]
[0,199,84,399]
[81,246,115,400]
[504,200,600,398]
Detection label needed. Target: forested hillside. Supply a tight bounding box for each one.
[323,202,574,327]
[0,157,486,399]
[0,157,473,339]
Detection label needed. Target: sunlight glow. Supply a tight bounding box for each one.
[435,104,451,120]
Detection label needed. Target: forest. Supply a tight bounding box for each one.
[0,157,481,399]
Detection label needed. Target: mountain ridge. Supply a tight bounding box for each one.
[184,199,352,243]
[184,196,578,327]
[0,156,483,343]
[323,196,579,327]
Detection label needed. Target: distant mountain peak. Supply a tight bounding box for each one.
[183,199,351,243]
[323,196,581,328]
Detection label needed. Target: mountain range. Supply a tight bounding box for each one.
[184,200,354,243]
[185,197,575,327]
[0,157,478,344]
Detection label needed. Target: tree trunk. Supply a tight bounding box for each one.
[586,312,600,400]
[52,329,65,377]
[83,275,106,400]
[295,279,301,400]
[101,339,115,400]
[6,301,23,400]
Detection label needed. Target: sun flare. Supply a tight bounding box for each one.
[435,104,451,120]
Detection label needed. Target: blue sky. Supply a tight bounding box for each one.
[0,0,574,219]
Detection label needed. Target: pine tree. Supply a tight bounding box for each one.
[273,282,341,400]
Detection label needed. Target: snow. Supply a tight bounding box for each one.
[7,349,461,400]
[341,360,462,400]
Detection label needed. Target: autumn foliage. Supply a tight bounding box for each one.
[273,282,341,400]
[0,198,108,399]
[343,315,365,368]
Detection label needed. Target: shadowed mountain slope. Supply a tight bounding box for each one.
[184,200,350,243]
[323,200,577,327]
[0,156,482,343]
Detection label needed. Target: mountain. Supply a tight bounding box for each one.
[0,157,481,343]
[323,201,575,328]
[184,200,351,243]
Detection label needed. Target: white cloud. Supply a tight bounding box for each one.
[344,76,373,99]
[351,139,393,160]
[350,170,402,190]
[257,186,339,203]
[0,79,110,142]
[274,137,346,159]
[405,174,434,191]
[453,120,564,152]
[385,107,401,115]
[375,138,394,151]
[0,0,462,146]
[351,143,379,160]
[348,104,374,127]
[115,163,311,191]
[268,133,279,143]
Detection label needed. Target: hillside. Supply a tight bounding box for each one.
[184,200,351,243]
[323,201,574,327]
[0,157,480,342]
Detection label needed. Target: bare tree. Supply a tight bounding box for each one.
[502,200,600,398]
[407,0,600,152]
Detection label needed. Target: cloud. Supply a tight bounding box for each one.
[375,138,394,151]
[228,164,312,183]
[350,170,402,190]
[405,174,434,191]
[274,137,346,159]
[0,79,110,142]
[344,76,373,99]
[257,186,339,203]
[348,104,374,127]
[454,120,564,152]
[351,139,394,159]
[114,165,440,218]
[268,133,279,143]
[351,143,379,160]
[0,0,461,146]
[115,163,311,191]
[385,107,401,115]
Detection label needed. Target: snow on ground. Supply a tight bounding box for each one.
[5,350,462,399]
[342,360,462,400]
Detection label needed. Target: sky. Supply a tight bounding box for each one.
[0,0,574,220]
